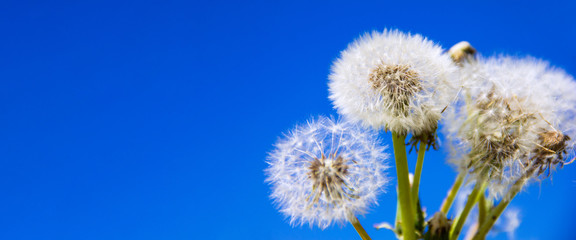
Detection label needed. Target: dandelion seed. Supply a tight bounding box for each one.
[265,116,389,228]
[328,29,459,138]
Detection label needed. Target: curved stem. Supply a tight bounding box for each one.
[350,216,372,240]
[392,132,416,240]
[440,172,466,215]
[472,197,512,240]
[411,138,427,206]
[449,181,486,240]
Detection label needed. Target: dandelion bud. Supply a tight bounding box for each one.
[448,41,476,64]
[425,212,451,240]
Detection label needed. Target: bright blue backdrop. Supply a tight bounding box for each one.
[1,1,575,239]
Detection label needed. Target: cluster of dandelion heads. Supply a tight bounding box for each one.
[328,29,459,137]
[444,55,576,197]
[265,116,389,228]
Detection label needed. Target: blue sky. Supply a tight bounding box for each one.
[0,1,575,239]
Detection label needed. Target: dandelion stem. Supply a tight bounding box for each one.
[350,216,372,240]
[472,165,537,240]
[440,172,466,215]
[392,132,416,240]
[477,192,487,226]
[449,181,486,240]
[472,196,513,240]
[394,187,401,230]
[411,137,427,207]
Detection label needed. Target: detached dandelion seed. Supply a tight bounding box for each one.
[265,116,389,229]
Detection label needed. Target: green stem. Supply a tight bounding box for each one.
[478,193,487,226]
[440,172,466,215]
[472,165,536,240]
[394,187,401,230]
[350,216,372,240]
[392,132,416,240]
[449,181,486,240]
[472,197,513,240]
[411,138,427,206]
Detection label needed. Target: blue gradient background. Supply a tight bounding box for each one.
[1,1,575,239]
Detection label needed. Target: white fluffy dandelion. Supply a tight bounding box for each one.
[265,116,389,228]
[329,29,458,136]
[445,55,576,197]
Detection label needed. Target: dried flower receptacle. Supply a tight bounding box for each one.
[308,155,357,205]
[369,64,422,116]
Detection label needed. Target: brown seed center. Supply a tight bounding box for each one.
[369,64,421,115]
[465,90,536,180]
[307,155,355,205]
[538,131,569,153]
[531,130,571,176]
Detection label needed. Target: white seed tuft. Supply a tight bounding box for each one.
[265,116,389,228]
[329,29,459,136]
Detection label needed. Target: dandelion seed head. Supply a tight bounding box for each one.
[329,29,459,136]
[265,116,389,228]
[445,55,576,197]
